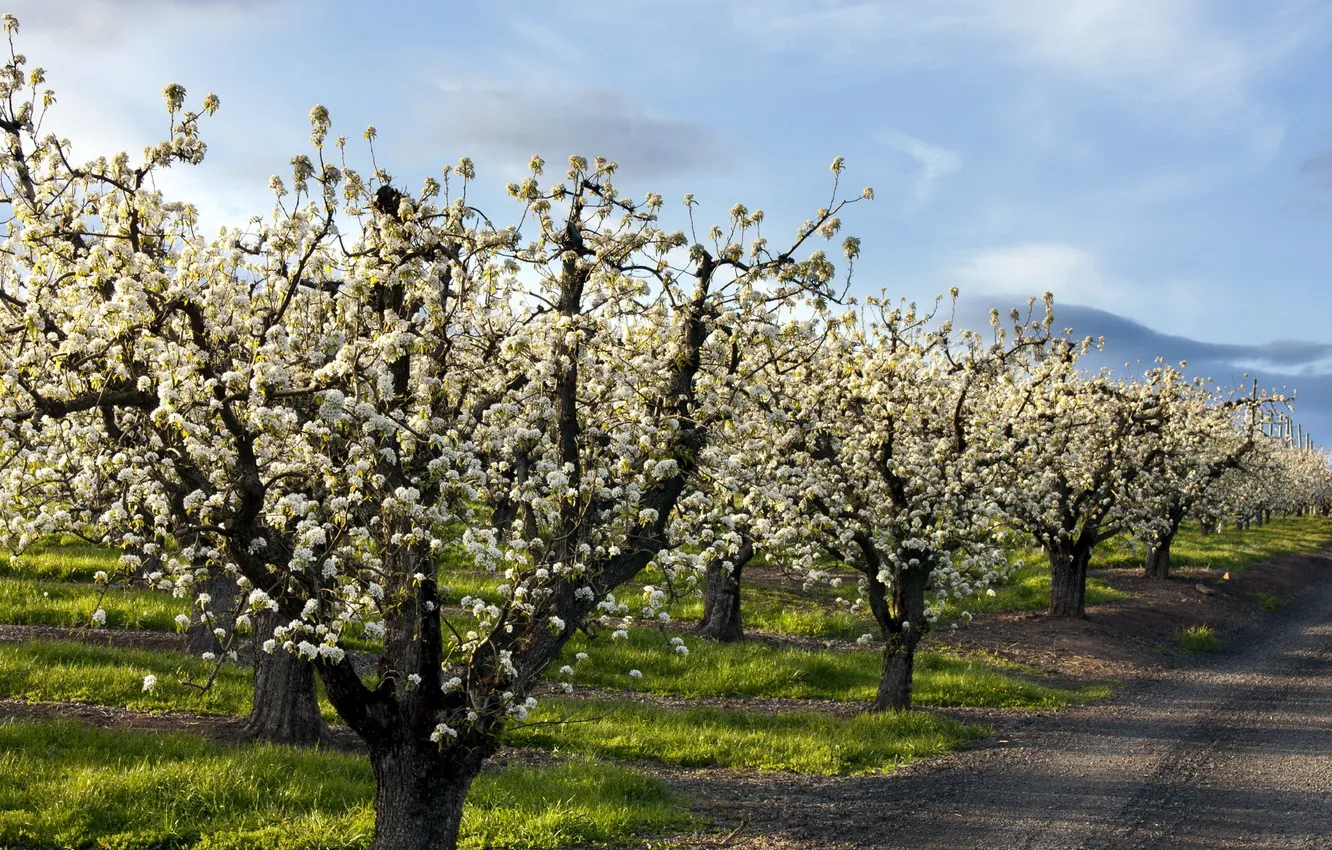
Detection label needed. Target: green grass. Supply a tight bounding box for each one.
[0,640,261,717]
[1253,592,1284,613]
[0,720,692,849]
[1093,516,1332,574]
[933,558,1128,622]
[663,580,873,640]
[0,577,187,631]
[0,539,124,583]
[436,567,517,607]
[1174,624,1220,653]
[510,698,982,774]
[559,631,1101,708]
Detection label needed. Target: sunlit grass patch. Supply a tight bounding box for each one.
[1094,516,1332,574]
[0,576,186,631]
[0,640,260,717]
[0,538,123,583]
[935,559,1127,622]
[559,630,1099,708]
[510,698,982,774]
[0,720,692,850]
[915,652,1112,706]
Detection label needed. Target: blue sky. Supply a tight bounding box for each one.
[12,0,1332,437]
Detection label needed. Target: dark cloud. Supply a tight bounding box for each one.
[1045,305,1332,370]
[430,85,731,180]
[955,298,1332,444]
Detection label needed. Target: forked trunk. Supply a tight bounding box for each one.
[1047,541,1092,619]
[369,739,487,850]
[1144,532,1176,580]
[244,609,329,746]
[871,562,929,711]
[874,629,922,711]
[694,538,754,643]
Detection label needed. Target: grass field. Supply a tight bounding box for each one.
[0,721,691,850]
[0,539,122,582]
[0,577,187,631]
[1091,516,1332,574]
[558,630,1104,707]
[0,516,1324,848]
[511,698,983,773]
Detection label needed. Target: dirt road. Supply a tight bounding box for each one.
[680,562,1332,849]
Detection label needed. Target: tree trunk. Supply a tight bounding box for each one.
[1047,541,1092,619]
[871,561,929,711]
[186,570,236,655]
[244,609,330,746]
[1144,533,1174,580]
[369,740,486,850]
[1144,504,1186,581]
[694,538,754,643]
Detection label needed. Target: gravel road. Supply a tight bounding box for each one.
[679,565,1332,850]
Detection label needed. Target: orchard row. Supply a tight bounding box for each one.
[0,20,1325,850]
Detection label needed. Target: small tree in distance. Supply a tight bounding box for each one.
[740,294,1062,709]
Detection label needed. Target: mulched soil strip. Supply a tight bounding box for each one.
[0,623,187,652]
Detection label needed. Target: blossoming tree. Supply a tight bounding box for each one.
[0,25,333,743]
[0,24,869,844]
[1118,368,1276,578]
[996,352,1170,618]
[738,295,1059,708]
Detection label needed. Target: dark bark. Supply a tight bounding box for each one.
[694,538,754,642]
[1143,533,1174,580]
[243,609,330,746]
[872,563,929,711]
[186,570,236,655]
[1047,538,1094,619]
[367,738,488,850]
[1144,505,1185,581]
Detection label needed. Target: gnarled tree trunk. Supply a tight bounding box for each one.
[1143,534,1174,580]
[1047,538,1093,619]
[244,609,330,746]
[1144,505,1185,581]
[694,538,754,642]
[871,563,930,711]
[367,738,488,850]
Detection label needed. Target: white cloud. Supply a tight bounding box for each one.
[951,242,1204,331]
[5,0,297,230]
[878,130,961,203]
[423,80,731,179]
[731,0,1331,117]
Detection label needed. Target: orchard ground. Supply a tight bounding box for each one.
[0,516,1328,848]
